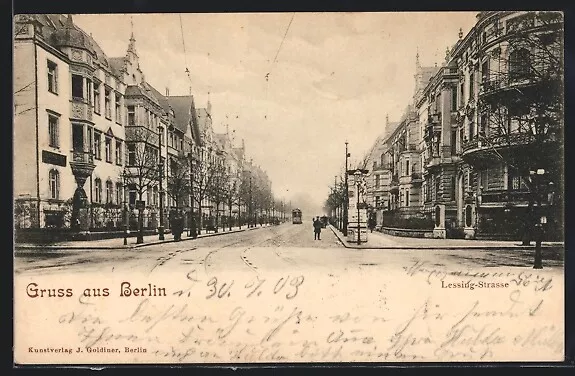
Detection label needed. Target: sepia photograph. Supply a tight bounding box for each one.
[13,11,565,365]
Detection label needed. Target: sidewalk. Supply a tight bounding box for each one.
[15,225,271,251]
[329,225,565,250]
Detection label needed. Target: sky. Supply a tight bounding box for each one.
[74,12,478,208]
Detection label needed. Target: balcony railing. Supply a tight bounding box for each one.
[481,190,531,204]
[462,132,534,154]
[479,71,547,97]
[70,99,93,122]
[71,150,94,164]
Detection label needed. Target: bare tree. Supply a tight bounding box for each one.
[191,148,220,234]
[207,157,230,233]
[221,172,240,231]
[477,11,564,243]
[124,127,161,243]
[167,154,190,212]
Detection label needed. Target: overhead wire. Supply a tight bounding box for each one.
[266,12,296,81]
[264,12,296,120]
[179,14,192,92]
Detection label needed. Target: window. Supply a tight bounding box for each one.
[127,106,135,125]
[94,178,102,203]
[93,131,102,160]
[451,130,457,155]
[116,182,123,205]
[375,175,380,189]
[405,189,410,207]
[127,143,136,166]
[93,83,101,114]
[104,88,111,118]
[435,176,441,201]
[115,140,123,165]
[105,137,112,163]
[481,60,489,82]
[71,74,83,100]
[469,72,475,98]
[459,82,464,107]
[106,180,113,203]
[451,87,458,111]
[509,48,531,81]
[86,79,92,104]
[47,60,58,94]
[48,169,59,199]
[48,113,59,148]
[115,93,122,123]
[405,160,410,176]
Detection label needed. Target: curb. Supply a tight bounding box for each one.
[328,225,565,251]
[14,226,272,252]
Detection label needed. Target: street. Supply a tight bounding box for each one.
[14,223,565,363]
[15,222,564,278]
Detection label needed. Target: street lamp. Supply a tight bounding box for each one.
[122,169,129,246]
[354,170,362,245]
[158,126,165,241]
[529,168,547,269]
[344,141,350,236]
[188,151,197,238]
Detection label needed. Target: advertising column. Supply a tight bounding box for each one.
[347,169,368,243]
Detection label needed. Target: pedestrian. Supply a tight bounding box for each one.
[368,216,376,233]
[313,216,322,240]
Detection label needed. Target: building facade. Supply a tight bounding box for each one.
[14,14,274,237]
[363,11,563,240]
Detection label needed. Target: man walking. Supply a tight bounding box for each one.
[313,216,322,240]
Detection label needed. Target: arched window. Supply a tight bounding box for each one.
[509,48,531,81]
[94,178,102,203]
[48,169,60,199]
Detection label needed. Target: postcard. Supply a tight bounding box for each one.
[13,11,565,364]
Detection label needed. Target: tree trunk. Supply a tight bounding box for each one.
[197,197,202,235]
[238,200,242,230]
[522,198,533,245]
[215,202,220,233]
[137,191,144,244]
[229,201,233,231]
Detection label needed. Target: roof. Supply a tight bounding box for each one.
[109,57,125,77]
[22,14,112,72]
[166,96,192,134]
[146,84,171,114]
[166,96,202,145]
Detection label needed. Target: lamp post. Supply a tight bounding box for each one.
[354,170,362,245]
[188,151,197,238]
[158,127,165,241]
[344,141,349,236]
[529,168,547,269]
[122,169,128,246]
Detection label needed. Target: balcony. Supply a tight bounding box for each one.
[125,126,160,144]
[70,99,93,123]
[461,132,535,164]
[71,150,94,164]
[411,172,423,184]
[481,189,531,205]
[479,72,550,103]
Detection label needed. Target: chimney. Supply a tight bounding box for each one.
[165,87,169,96]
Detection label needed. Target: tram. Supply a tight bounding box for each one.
[292,208,302,224]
